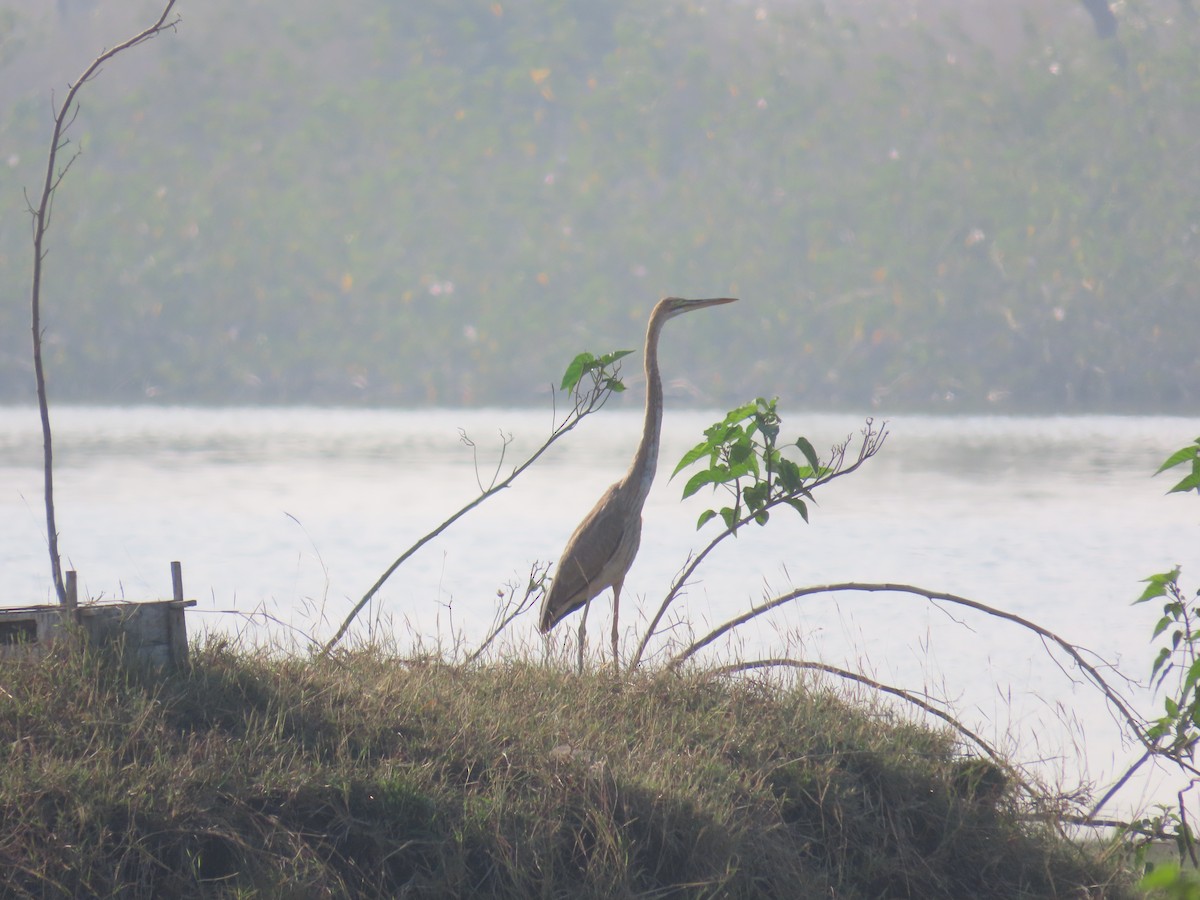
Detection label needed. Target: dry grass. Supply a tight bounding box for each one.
[0,638,1134,898]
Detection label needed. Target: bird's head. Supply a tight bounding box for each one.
[659,296,738,320]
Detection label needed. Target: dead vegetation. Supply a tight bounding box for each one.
[0,639,1134,898]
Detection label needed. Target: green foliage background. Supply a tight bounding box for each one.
[0,0,1197,411]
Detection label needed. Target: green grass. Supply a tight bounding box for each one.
[0,639,1135,898]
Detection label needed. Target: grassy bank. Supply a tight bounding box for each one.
[0,639,1133,898]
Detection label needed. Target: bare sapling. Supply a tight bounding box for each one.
[26,1,181,604]
[320,349,632,655]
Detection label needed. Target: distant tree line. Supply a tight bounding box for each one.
[0,0,1196,412]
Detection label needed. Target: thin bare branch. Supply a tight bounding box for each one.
[1087,749,1154,822]
[464,561,549,666]
[460,428,514,494]
[669,581,1149,749]
[28,0,181,605]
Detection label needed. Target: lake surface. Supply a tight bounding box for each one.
[1,404,1196,817]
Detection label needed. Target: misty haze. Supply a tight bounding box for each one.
[1,0,1197,412]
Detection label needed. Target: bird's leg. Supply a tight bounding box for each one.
[576,598,591,674]
[611,582,622,672]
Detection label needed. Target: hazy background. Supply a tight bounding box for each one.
[1,0,1197,412]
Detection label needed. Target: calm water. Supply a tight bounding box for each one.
[1,405,1197,815]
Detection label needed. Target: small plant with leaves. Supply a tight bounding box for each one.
[1133,437,1200,767]
[672,397,822,533]
[1116,436,1200,888]
[630,406,886,668]
[1138,566,1200,762]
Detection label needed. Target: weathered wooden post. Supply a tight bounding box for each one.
[65,570,78,613]
[167,561,190,665]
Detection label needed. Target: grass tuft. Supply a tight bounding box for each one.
[0,639,1133,898]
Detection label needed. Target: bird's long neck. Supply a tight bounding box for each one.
[625,309,667,505]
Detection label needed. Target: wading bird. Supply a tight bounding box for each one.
[538,296,737,666]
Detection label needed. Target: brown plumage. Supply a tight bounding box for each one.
[538,296,737,663]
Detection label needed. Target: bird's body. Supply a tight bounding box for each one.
[538,296,737,664]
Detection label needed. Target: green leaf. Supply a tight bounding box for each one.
[727,449,758,481]
[775,457,805,493]
[682,467,727,499]
[1135,568,1181,604]
[1153,615,1174,640]
[696,509,717,530]
[704,421,735,445]
[1137,583,1167,604]
[597,349,634,367]
[786,498,810,522]
[728,439,754,466]
[1184,658,1200,693]
[719,507,738,532]
[561,348,634,392]
[744,482,770,512]
[1151,646,1172,680]
[723,401,759,425]
[560,351,596,392]
[672,440,714,478]
[1168,471,1200,494]
[796,436,821,473]
[754,409,780,446]
[1156,441,1200,475]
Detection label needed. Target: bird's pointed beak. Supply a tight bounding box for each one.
[683,296,738,310]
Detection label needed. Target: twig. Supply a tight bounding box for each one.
[460,428,513,493]
[463,561,548,666]
[1181,780,1200,867]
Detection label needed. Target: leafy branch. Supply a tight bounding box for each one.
[629,408,886,669]
[1157,437,1200,496]
[1139,567,1200,760]
[1115,436,1200,884]
[320,348,631,656]
[674,397,823,532]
